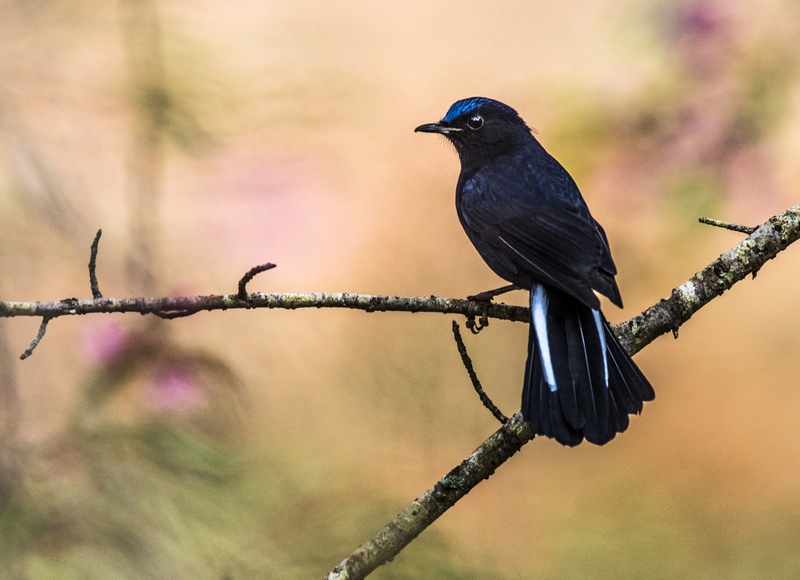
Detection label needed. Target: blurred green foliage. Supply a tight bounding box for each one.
[1,409,489,579]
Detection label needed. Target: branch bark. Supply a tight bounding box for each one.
[0,292,529,323]
[616,203,800,355]
[327,415,533,580]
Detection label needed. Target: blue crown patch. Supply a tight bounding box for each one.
[442,98,495,122]
[441,97,521,123]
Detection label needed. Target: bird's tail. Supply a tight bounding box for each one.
[521,283,655,446]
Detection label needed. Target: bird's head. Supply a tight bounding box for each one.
[415,97,534,168]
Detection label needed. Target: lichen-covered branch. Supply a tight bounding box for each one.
[698,216,757,235]
[616,203,800,355]
[323,203,800,580]
[0,292,530,324]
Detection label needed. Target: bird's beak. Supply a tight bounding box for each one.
[414,122,462,134]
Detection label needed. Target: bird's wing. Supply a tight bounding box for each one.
[459,173,619,308]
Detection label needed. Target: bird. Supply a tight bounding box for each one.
[415,97,654,446]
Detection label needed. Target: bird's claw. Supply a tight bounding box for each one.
[465,284,519,333]
[466,309,489,334]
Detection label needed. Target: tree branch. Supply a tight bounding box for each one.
[698,216,757,234]
[19,317,51,360]
[451,320,508,424]
[617,204,800,355]
[237,262,277,299]
[0,292,530,323]
[1,205,798,577]
[327,415,533,580]
[1,204,796,349]
[88,229,103,299]
[324,202,800,579]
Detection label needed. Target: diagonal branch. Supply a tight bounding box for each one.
[19,317,51,360]
[324,202,800,580]
[326,415,533,580]
[616,203,800,355]
[698,216,757,234]
[451,320,508,423]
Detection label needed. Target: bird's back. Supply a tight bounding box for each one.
[456,146,621,309]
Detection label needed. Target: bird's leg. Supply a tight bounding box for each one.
[465,284,520,334]
[466,283,520,302]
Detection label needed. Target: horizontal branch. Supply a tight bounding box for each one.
[0,292,530,323]
[2,205,797,360]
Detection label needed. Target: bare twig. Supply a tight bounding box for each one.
[89,229,103,299]
[152,310,200,320]
[698,216,757,235]
[451,321,508,423]
[0,292,530,323]
[237,263,277,299]
[19,317,51,360]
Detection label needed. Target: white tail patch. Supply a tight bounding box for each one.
[531,285,557,392]
[592,309,609,388]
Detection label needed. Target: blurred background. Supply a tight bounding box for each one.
[0,0,799,577]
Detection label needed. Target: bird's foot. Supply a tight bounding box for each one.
[466,285,520,334]
[465,312,488,334]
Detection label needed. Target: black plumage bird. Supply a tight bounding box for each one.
[416,97,654,446]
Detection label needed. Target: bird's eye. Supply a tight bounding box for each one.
[467,115,484,130]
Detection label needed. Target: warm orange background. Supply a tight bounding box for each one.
[1,1,799,578]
